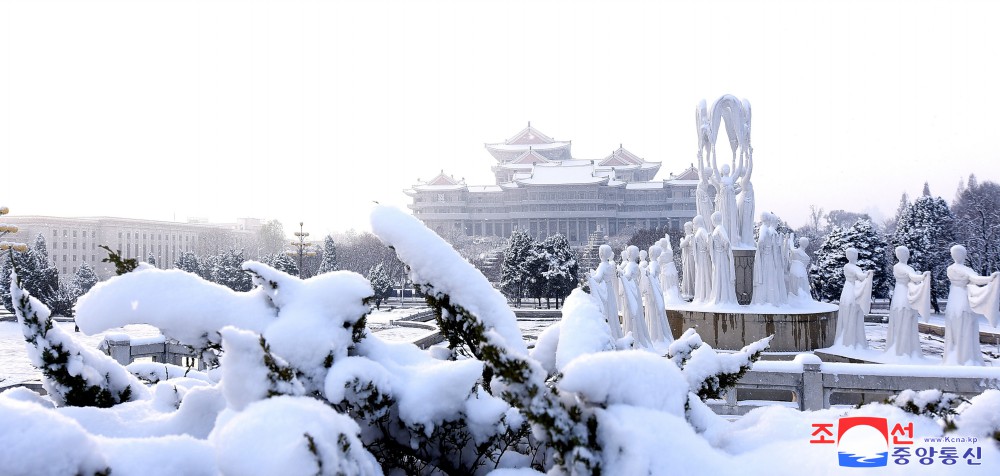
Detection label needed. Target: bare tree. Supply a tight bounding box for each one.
[952,174,1000,274]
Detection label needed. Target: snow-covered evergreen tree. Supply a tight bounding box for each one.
[174,251,201,276]
[317,235,338,274]
[11,267,148,406]
[1,234,59,312]
[892,185,956,312]
[540,234,579,308]
[500,230,537,306]
[366,262,393,309]
[810,219,890,301]
[72,262,99,296]
[261,253,299,276]
[210,250,253,292]
[146,251,156,267]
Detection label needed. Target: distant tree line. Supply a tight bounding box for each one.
[804,174,999,311]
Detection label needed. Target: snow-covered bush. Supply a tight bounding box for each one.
[886,389,965,431]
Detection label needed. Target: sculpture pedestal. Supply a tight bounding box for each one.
[733,249,755,305]
[666,301,838,352]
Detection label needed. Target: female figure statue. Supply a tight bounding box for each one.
[642,245,673,344]
[622,246,654,348]
[735,153,755,248]
[696,163,715,221]
[751,212,788,305]
[709,161,741,246]
[695,102,716,221]
[680,221,696,300]
[708,211,737,305]
[943,245,1000,366]
[787,237,812,299]
[615,249,628,332]
[834,247,873,349]
[692,215,714,303]
[886,246,930,358]
[656,238,682,304]
[591,244,624,341]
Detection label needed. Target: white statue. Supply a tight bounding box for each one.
[751,212,788,306]
[943,245,1000,366]
[787,237,812,298]
[591,244,624,341]
[886,246,930,358]
[643,245,673,344]
[655,239,682,304]
[679,221,696,300]
[708,211,737,305]
[622,246,654,348]
[735,153,755,248]
[709,161,741,247]
[834,247,873,349]
[692,215,714,303]
[615,249,628,325]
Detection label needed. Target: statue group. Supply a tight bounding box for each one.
[834,244,999,366]
[684,96,815,307]
[588,239,680,350]
[587,95,997,364]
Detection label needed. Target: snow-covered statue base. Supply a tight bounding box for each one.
[667,95,838,352]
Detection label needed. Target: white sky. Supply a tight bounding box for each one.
[2,0,999,237]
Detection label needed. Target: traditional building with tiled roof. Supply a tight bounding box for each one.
[406,125,698,245]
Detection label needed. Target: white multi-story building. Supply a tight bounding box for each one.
[3,216,261,280]
[406,125,699,246]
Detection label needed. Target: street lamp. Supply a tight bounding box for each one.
[289,221,317,277]
[0,206,27,252]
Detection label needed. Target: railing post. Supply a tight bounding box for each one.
[797,354,824,411]
[105,336,132,366]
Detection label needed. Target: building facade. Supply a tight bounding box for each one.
[3,216,261,280]
[406,125,699,246]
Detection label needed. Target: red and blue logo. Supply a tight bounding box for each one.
[836,417,889,467]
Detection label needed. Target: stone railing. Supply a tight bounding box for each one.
[710,354,1000,415]
[100,334,205,370]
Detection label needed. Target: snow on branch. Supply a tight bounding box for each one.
[369,206,602,474]
[11,267,149,407]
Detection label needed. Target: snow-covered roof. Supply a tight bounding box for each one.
[410,184,466,192]
[515,163,608,186]
[625,181,665,190]
[599,146,644,166]
[467,185,503,193]
[504,124,555,145]
[485,124,573,162]
[666,179,700,186]
[509,149,551,165]
[671,165,700,180]
[410,171,467,191]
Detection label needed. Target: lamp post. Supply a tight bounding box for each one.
[0,206,27,252]
[289,221,316,277]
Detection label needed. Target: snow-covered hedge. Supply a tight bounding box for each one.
[1,208,999,476]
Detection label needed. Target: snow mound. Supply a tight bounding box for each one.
[560,350,688,416]
[211,396,381,476]
[0,393,108,476]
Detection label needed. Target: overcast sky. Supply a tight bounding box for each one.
[2,0,999,238]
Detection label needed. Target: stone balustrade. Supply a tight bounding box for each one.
[710,354,1000,415]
